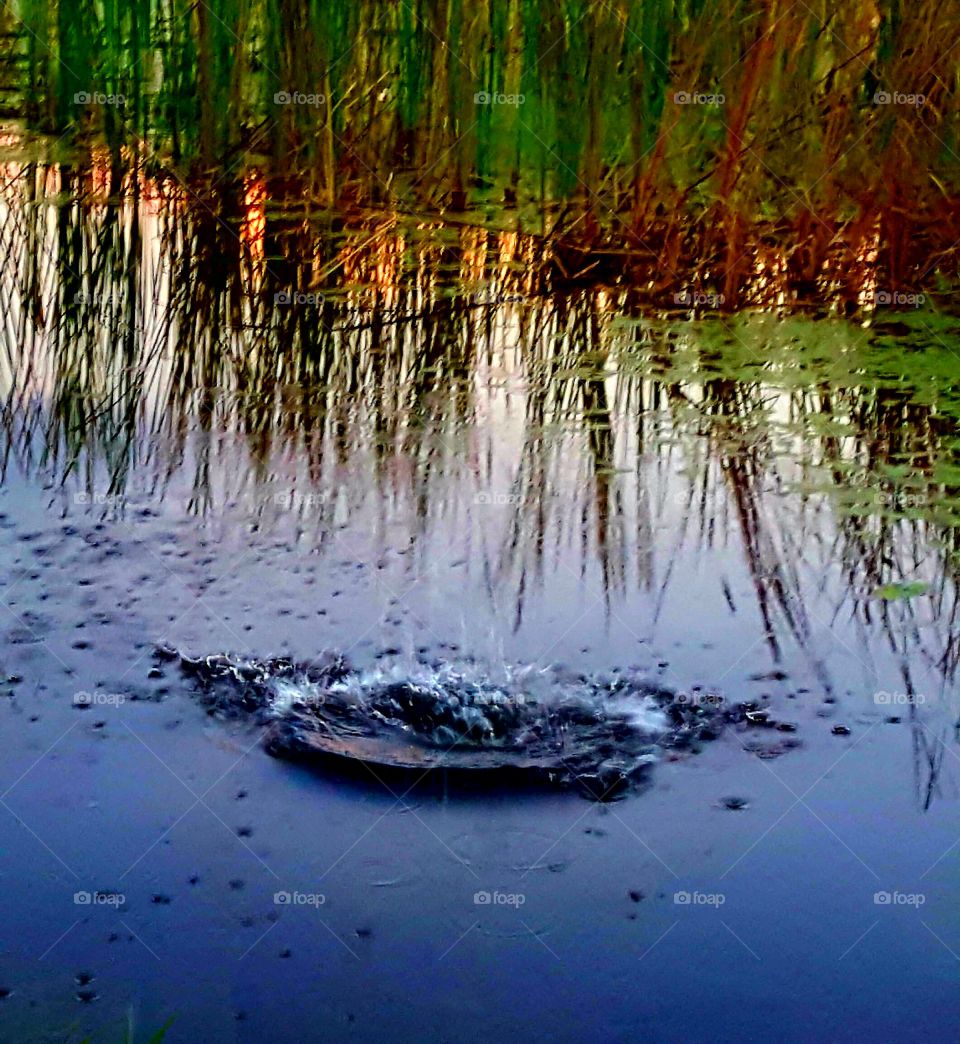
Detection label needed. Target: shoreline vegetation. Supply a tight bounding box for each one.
[1,0,959,305]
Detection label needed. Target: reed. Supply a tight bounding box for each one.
[1,0,959,295]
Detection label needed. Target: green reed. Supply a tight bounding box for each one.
[2,0,959,292]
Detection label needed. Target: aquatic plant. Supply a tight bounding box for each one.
[1,0,957,295]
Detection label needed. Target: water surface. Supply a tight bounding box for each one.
[1,171,959,1041]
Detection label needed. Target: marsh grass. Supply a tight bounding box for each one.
[2,0,958,298]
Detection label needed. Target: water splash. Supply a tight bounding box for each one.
[157,645,744,798]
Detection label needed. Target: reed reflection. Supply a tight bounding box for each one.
[1,166,959,748]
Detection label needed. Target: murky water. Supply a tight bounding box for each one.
[1,174,960,1041]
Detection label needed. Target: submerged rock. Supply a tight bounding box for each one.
[156,645,786,798]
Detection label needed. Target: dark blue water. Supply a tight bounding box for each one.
[0,396,957,1042]
[1,176,958,1039]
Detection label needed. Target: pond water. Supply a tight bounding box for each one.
[1,172,960,1041]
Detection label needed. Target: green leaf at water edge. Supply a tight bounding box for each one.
[872,581,929,601]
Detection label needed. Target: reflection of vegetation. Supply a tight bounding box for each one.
[3,1,959,297]
[2,169,959,703]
